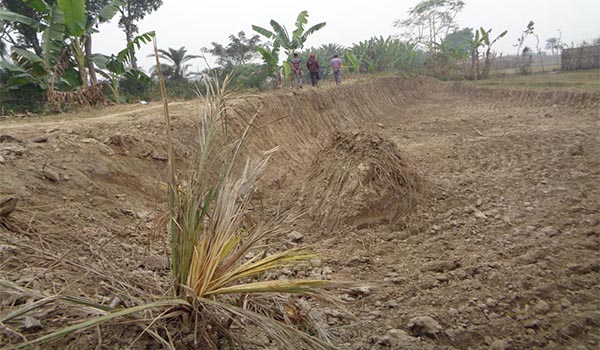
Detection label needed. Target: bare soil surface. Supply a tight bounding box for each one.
[1,77,599,350]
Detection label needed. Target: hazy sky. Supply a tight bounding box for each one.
[93,0,600,72]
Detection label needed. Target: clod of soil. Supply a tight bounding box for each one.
[301,130,424,229]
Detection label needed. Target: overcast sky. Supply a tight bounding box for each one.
[93,0,600,72]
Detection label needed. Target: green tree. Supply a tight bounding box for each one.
[348,36,421,74]
[117,0,163,68]
[0,0,153,107]
[150,46,199,80]
[0,0,47,55]
[92,31,154,102]
[442,27,473,59]
[205,31,261,67]
[394,0,465,52]
[317,43,345,60]
[255,41,281,88]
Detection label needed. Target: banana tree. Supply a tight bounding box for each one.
[344,51,360,73]
[479,27,507,78]
[0,0,127,91]
[466,27,507,79]
[252,11,326,84]
[92,31,154,102]
[255,41,282,88]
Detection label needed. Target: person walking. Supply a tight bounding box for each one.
[290,53,303,88]
[330,54,343,85]
[306,53,320,87]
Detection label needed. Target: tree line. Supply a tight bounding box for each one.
[1,0,597,114]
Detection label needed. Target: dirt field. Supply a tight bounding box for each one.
[1,76,599,350]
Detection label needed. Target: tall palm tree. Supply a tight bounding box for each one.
[544,37,561,55]
[150,46,199,79]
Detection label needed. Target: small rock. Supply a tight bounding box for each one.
[309,258,322,267]
[436,274,449,283]
[0,155,5,164]
[151,153,168,161]
[348,256,372,265]
[386,300,399,308]
[323,308,345,321]
[490,339,509,350]
[386,329,418,348]
[0,144,27,156]
[109,297,121,308]
[349,286,371,297]
[287,231,304,242]
[24,316,42,330]
[41,168,60,182]
[486,298,498,307]
[474,210,488,219]
[533,300,550,314]
[568,144,584,156]
[384,276,407,285]
[421,260,460,273]
[448,308,459,317]
[279,268,293,276]
[524,319,541,329]
[376,336,391,346]
[560,298,571,308]
[80,138,96,143]
[0,134,21,143]
[407,316,442,337]
[31,136,48,143]
[540,226,559,237]
[377,123,385,129]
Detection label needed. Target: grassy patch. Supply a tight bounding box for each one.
[469,69,600,92]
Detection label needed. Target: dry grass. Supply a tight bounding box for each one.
[301,130,425,229]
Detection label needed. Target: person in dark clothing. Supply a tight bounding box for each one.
[306,53,320,87]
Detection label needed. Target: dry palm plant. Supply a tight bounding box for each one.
[163,54,342,349]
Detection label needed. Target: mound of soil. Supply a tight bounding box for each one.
[301,130,424,229]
